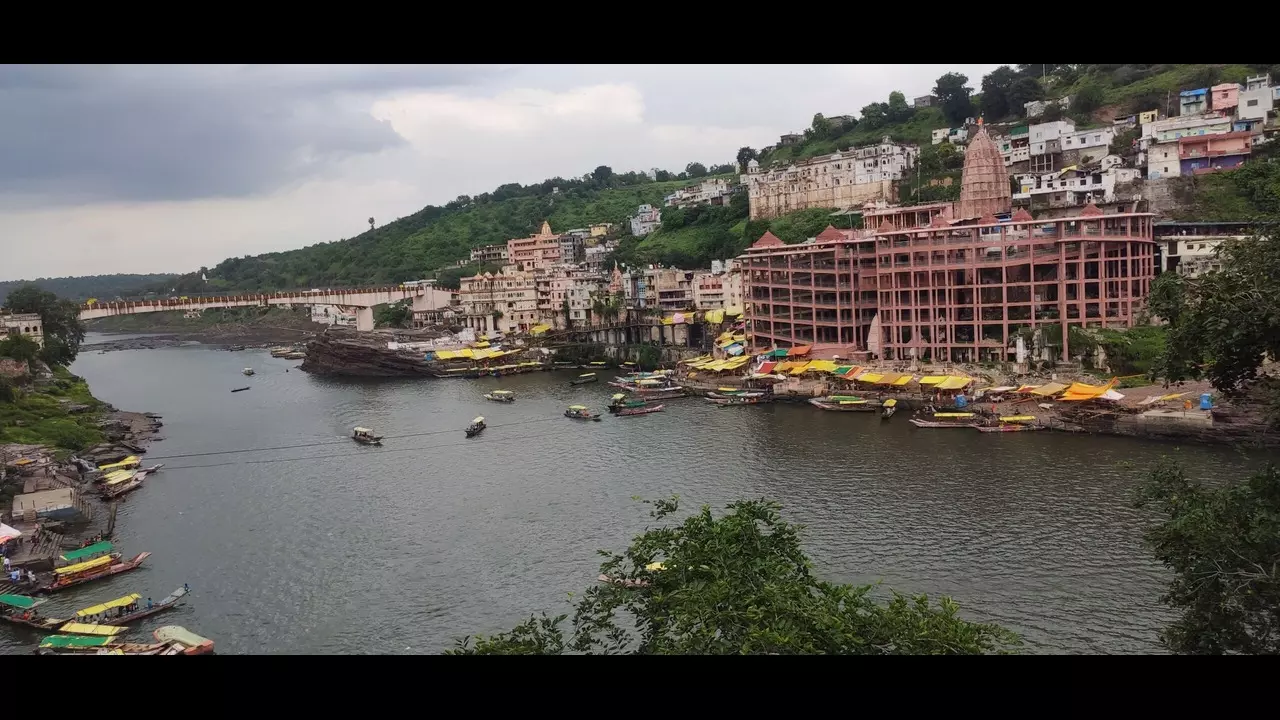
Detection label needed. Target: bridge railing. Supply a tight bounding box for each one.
[79,285,423,312]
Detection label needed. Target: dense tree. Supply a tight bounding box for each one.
[735,146,759,170]
[368,217,375,231]
[0,274,177,305]
[885,91,913,124]
[707,163,736,175]
[1070,81,1105,115]
[0,334,41,373]
[809,113,831,139]
[373,301,411,328]
[859,101,887,129]
[592,165,614,184]
[1139,460,1280,654]
[653,169,674,182]
[449,497,1018,655]
[1148,230,1280,398]
[1007,77,1045,117]
[933,73,975,125]
[979,66,1019,120]
[2,285,86,367]
[685,162,708,179]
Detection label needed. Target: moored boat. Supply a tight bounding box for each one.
[231,386,250,393]
[484,390,516,403]
[97,455,141,473]
[881,398,897,420]
[36,625,213,655]
[570,373,598,386]
[0,594,60,630]
[465,416,487,438]
[807,396,875,412]
[617,403,665,416]
[976,415,1043,433]
[909,412,980,429]
[64,586,189,628]
[608,394,649,413]
[564,405,602,421]
[352,427,383,445]
[36,552,152,595]
[708,396,763,406]
[242,368,255,376]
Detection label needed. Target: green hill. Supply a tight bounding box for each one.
[0,274,177,306]
[154,64,1276,294]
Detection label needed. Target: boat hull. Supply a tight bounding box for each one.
[616,404,665,416]
[38,553,151,595]
[976,424,1044,433]
[807,398,874,412]
[908,419,978,429]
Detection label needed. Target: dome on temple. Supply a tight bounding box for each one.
[814,225,846,242]
[752,231,784,248]
[1080,203,1104,217]
[957,120,1012,220]
[929,214,950,228]
[1011,208,1034,222]
[877,219,896,233]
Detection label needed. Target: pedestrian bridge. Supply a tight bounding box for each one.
[78,286,453,332]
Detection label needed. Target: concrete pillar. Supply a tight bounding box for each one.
[355,306,375,332]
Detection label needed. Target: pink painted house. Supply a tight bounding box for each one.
[1179,131,1252,175]
[1210,82,1240,113]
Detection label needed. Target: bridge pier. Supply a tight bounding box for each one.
[355,307,375,332]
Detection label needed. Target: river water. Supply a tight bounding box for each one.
[4,335,1273,654]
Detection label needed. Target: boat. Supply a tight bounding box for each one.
[608,394,649,413]
[59,541,115,565]
[881,398,897,420]
[564,405,602,421]
[976,415,1044,433]
[242,368,255,376]
[228,345,246,351]
[352,427,383,445]
[53,621,129,637]
[909,412,980,429]
[269,347,293,358]
[103,476,143,500]
[708,396,763,406]
[616,404,665,417]
[465,416,486,438]
[0,595,61,630]
[484,390,516,403]
[807,396,875,412]
[231,387,250,393]
[36,552,152,595]
[570,373,598,386]
[97,455,141,473]
[71,587,188,627]
[35,625,214,656]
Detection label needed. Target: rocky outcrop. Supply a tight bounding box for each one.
[299,329,440,377]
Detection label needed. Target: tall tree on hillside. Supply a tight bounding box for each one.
[1008,77,1046,117]
[368,217,375,231]
[933,73,975,125]
[592,165,614,185]
[1069,81,1105,115]
[685,162,708,179]
[448,497,1018,655]
[2,285,86,367]
[809,113,831,139]
[886,91,913,123]
[736,146,759,171]
[860,101,887,130]
[979,66,1019,120]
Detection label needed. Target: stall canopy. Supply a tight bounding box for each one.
[705,310,725,324]
[1057,378,1119,402]
[767,349,790,358]
[934,376,973,391]
[1029,382,1069,396]
[757,361,778,375]
[0,523,21,544]
[530,324,551,336]
[807,360,839,373]
[787,345,812,357]
[854,372,884,383]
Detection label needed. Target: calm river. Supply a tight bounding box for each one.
[4,335,1273,654]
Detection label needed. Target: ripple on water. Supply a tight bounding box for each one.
[22,342,1268,655]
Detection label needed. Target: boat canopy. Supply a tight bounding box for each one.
[568,405,587,410]
[933,412,976,418]
[61,541,114,563]
[472,417,485,424]
[999,415,1037,423]
[645,561,665,572]
[636,379,664,385]
[491,390,513,395]
[153,626,212,648]
[97,456,140,472]
[589,362,607,366]
[76,593,142,618]
[55,555,115,576]
[838,400,867,405]
[104,471,136,487]
[883,399,897,408]
[828,395,861,402]
[58,622,127,636]
[579,373,596,377]
[39,634,114,648]
[0,594,45,610]
[623,361,636,366]
[353,427,373,434]
[611,394,626,400]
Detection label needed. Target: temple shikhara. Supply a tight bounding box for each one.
[739,120,1158,363]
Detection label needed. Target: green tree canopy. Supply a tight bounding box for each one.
[979,65,1019,119]
[859,101,887,130]
[0,334,41,372]
[2,285,86,366]
[933,72,975,125]
[886,91,913,124]
[449,498,1018,655]
[1008,77,1045,116]
[1139,460,1280,654]
[373,301,411,329]
[735,146,758,170]
[685,162,708,179]
[1070,81,1105,115]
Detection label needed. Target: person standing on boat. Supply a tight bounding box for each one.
[2,555,9,572]
[146,597,153,610]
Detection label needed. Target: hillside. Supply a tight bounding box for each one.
[0,274,176,306]
[140,63,1278,295]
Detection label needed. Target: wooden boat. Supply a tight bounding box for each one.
[909,412,980,429]
[617,404,665,417]
[608,394,649,413]
[564,405,602,421]
[484,390,516,403]
[352,427,383,445]
[242,368,255,376]
[0,595,61,630]
[570,373,598,386]
[69,587,188,627]
[36,625,213,656]
[97,455,142,473]
[708,396,763,406]
[976,423,1045,433]
[228,345,246,351]
[36,552,151,595]
[808,396,874,412]
[230,386,250,393]
[58,541,116,566]
[881,398,897,420]
[708,390,764,400]
[465,416,486,438]
[103,475,143,500]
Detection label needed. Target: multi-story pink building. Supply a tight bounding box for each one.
[740,122,1158,363]
[507,221,563,272]
[1210,82,1240,114]
[1179,131,1252,175]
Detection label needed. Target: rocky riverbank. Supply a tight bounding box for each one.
[299,329,441,377]
[85,308,327,353]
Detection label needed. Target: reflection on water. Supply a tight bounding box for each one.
[3,337,1265,654]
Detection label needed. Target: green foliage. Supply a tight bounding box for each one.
[2,284,86,367]
[933,73,975,125]
[1109,127,1141,157]
[1149,231,1280,396]
[1008,77,1045,116]
[979,65,1019,120]
[1093,326,1167,376]
[735,147,758,170]
[0,334,41,371]
[616,192,753,268]
[0,368,105,451]
[685,162,708,179]
[0,274,176,306]
[373,301,411,329]
[449,497,1018,655]
[1174,161,1280,222]
[1069,81,1105,115]
[1138,460,1280,654]
[635,344,662,371]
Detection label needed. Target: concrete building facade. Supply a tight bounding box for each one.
[629,204,662,237]
[1239,74,1274,121]
[1,313,43,348]
[470,243,509,266]
[742,136,916,220]
[1179,131,1252,175]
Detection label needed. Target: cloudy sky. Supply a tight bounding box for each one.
[0,64,999,281]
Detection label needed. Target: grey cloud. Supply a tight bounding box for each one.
[0,64,510,204]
